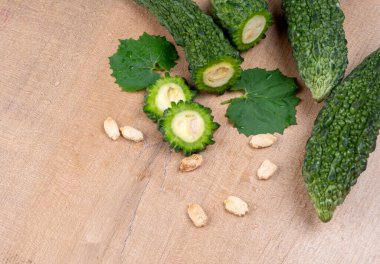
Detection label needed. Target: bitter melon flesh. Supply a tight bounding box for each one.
[159,101,220,156]
[282,0,348,101]
[134,0,243,93]
[303,48,380,222]
[211,0,273,51]
[144,76,196,122]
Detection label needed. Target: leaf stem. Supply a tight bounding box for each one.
[221,99,232,105]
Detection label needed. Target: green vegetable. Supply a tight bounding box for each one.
[135,0,243,93]
[109,33,178,91]
[159,101,220,156]
[144,76,196,122]
[211,0,273,51]
[223,68,299,136]
[303,48,380,222]
[282,0,348,101]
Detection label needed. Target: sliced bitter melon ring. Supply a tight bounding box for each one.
[195,56,242,94]
[159,101,220,156]
[144,76,196,122]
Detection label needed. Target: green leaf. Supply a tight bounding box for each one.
[109,33,179,92]
[225,68,300,136]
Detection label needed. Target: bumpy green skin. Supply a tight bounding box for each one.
[282,0,348,101]
[303,49,380,222]
[159,101,220,156]
[211,0,273,51]
[143,76,196,122]
[135,0,242,93]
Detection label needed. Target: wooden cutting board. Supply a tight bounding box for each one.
[0,0,379,263]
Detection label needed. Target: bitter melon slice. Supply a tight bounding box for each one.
[144,76,196,122]
[159,101,220,156]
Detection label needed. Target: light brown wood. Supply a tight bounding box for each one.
[0,0,379,263]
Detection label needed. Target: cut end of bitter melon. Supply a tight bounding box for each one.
[242,15,267,44]
[144,76,196,122]
[235,11,272,51]
[203,63,234,88]
[159,101,220,156]
[195,57,242,94]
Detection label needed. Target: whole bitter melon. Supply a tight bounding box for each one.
[282,0,348,101]
[211,0,273,51]
[144,76,196,122]
[159,101,220,156]
[303,48,380,222]
[134,0,243,93]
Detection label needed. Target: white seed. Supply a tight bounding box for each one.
[187,204,208,227]
[223,196,249,217]
[257,159,278,180]
[179,154,203,172]
[249,134,277,149]
[104,117,120,140]
[120,126,144,142]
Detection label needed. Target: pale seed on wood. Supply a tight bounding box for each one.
[187,204,208,227]
[224,196,249,217]
[120,126,144,142]
[257,159,278,180]
[104,117,120,141]
[179,154,203,172]
[249,134,277,149]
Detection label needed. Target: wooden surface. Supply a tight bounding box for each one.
[1,0,379,263]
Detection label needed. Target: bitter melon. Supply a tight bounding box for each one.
[134,0,243,93]
[159,101,220,156]
[303,48,380,222]
[211,0,273,51]
[144,76,196,122]
[282,0,348,101]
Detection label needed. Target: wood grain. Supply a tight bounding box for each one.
[0,0,379,263]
